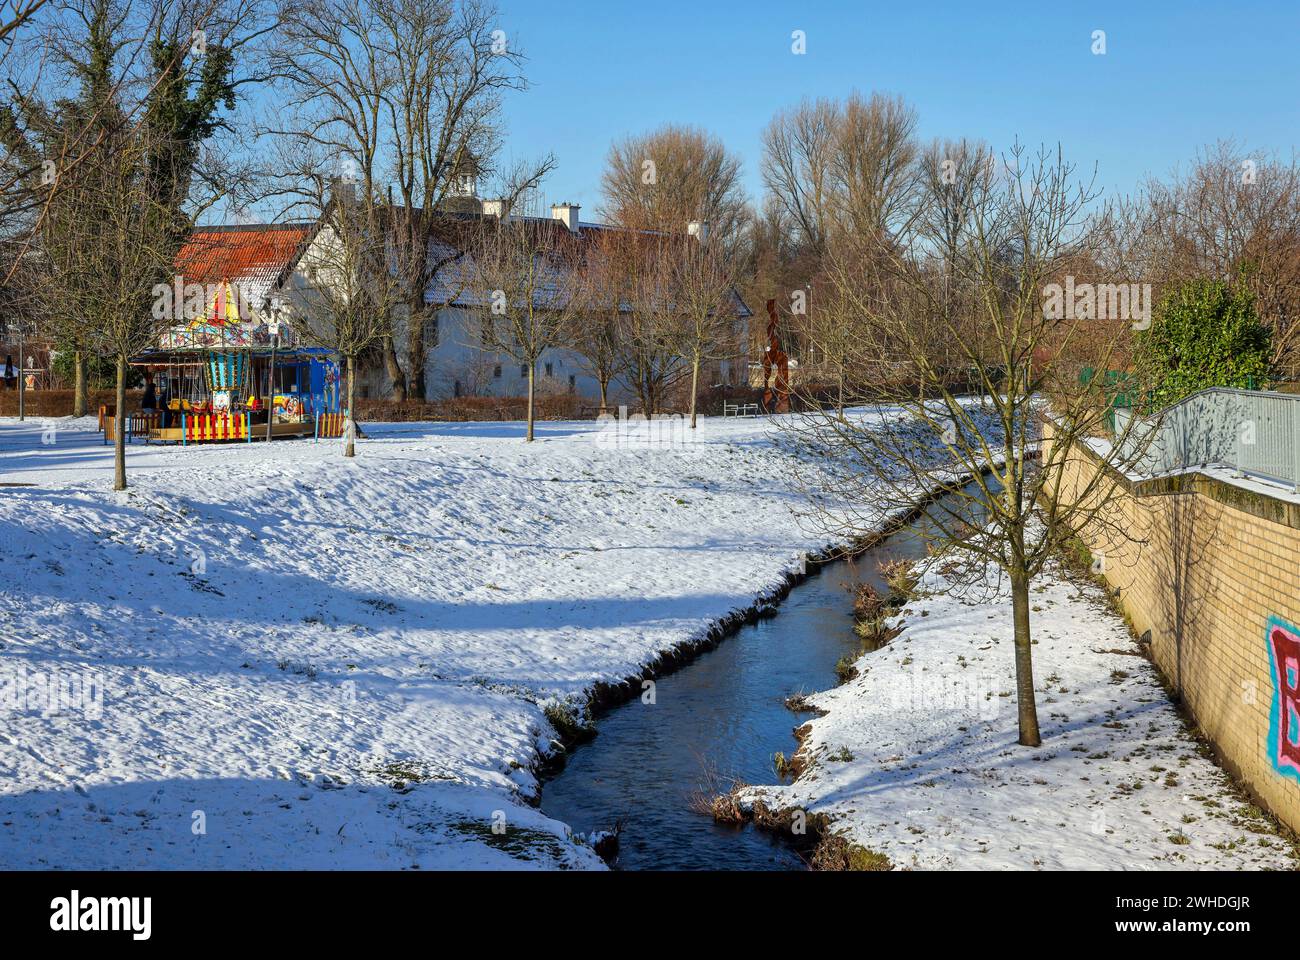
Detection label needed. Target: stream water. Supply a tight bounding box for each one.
[541,486,986,870]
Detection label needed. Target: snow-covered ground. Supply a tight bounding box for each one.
[0,413,877,869]
[743,555,1299,870]
[1,412,1288,870]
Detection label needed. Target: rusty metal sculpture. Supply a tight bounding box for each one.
[760,298,791,414]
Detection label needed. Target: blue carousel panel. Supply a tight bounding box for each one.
[310,357,342,415]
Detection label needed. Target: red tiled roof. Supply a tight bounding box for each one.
[173,224,314,308]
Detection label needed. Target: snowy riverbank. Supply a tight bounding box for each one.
[2,411,1287,870]
[742,555,1299,870]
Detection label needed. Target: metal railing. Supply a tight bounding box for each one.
[1113,387,1300,492]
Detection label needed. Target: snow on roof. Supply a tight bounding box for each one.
[422,235,580,310]
[419,214,752,317]
[174,224,315,309]
[174,213,752,319]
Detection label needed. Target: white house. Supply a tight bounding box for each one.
[353,199,752,406]
[170,194,752,410]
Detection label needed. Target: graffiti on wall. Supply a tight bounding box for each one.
[1266,616,1300,782]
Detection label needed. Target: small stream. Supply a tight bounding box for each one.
[541,485,987,870]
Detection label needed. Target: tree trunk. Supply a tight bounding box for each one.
[382,335,406,402]
[113,353,126,491]
[406,307,426,402]
[689,354,700,429]
[1010,567,1041,746]
[639,374,654,419]
[344,353,356,458]
[73,351,87,418]
[526,362,536,442]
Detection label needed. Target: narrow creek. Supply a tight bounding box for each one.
[541,484,987,870]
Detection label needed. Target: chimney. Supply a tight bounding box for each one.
[481,198,509,220]
[687,220,710,242]
[551,203,581,234]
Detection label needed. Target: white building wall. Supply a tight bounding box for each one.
[424,307,626,404]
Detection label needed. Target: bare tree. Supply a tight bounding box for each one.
[665,226,741,428]
[1133,142,1300,378]
[612,227,688,418]
[466,213,580,440]
[288,177,394,456]
[762,92,919,254]
[25,0,249,486]
[600,124,749,255]
[791,143,1146,747]
[793,268,859,414]
[831,91,919,244]
[761,97,838,259]
[0,0,55,239]
[761,92,923,396]
[569,225,628,414]
[272,0,544,402]
[86,125,177,489]
[6,0,269,416]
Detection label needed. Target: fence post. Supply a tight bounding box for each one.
[246,411,252,444]
[1293,400,1300,494]
[314,412,319,443]
[181,413,187,448]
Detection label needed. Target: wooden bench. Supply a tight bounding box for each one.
[723,402,761,418]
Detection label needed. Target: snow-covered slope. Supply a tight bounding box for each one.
[3,412,1285,870]
[0,414,862,869]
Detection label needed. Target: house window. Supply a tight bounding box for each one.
[545,362,553,378]
[493,365,502,379]
[520,364,528,378]
[453,380,462,398]
[568,374,576,394]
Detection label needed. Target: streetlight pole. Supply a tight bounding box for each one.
[265,306,281,444]
[16,322,27,422]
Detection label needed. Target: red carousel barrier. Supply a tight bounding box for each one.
[184,412,247,444]
[315,412,348,440]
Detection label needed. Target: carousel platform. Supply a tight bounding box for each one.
[101,409,348,445]
[148,420,314,444]
[144,412,348,445]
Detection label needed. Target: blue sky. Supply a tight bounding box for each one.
[493,0,1300,219]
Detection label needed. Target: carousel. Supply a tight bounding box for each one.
[129,282,347,445]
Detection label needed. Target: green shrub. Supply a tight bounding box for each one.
[1137,278,1272,407]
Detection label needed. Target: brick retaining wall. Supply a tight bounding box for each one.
[1045,420,1300,832]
